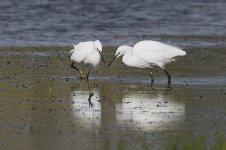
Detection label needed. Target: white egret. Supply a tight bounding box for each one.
[108,40,186,85]
[69,40,106,79]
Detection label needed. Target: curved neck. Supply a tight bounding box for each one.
[122,50,133,67]
[122,46,133,56]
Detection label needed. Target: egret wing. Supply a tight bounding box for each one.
[70,42,89,62]
[133,41,185,66]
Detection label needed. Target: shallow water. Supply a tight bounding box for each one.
[0,46,226,150]
[0,0,226,47]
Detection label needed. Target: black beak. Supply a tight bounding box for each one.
[107,54,118,68]
[97,50,106,67]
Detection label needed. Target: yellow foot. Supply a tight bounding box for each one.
[79,71,85,79]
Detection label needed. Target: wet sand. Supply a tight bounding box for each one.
[0,46,226,150]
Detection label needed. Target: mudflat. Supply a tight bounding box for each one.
[0,46,226,150]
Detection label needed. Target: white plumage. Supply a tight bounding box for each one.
[70,40,105,79]
[108,40,186,86]
[70,40,102,67]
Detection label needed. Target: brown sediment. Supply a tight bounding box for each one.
[0,46,226,150]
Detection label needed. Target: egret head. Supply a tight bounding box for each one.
[107,45,132,68]
[115,45,132,58]
[94,40,102,52]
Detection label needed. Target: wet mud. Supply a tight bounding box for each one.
[0,46,226,150]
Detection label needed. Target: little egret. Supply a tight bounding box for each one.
[69,40,106,79]
[108,40,186,86]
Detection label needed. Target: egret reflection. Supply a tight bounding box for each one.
[70,89,101,130]
[70,85,185,132]
[116,92,185,131]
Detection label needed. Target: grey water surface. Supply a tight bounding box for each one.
[0,0,226,47]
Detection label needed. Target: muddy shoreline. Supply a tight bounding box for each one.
[0,46,226,150]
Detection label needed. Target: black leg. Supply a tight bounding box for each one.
[163,69,171,85]
[150,68,154,83]
[150,68,154,87]
[71,62,85,79]
[86,68,91,81]
[71,62,79,71]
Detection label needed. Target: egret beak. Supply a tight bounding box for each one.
[97,49,106,67]
[107,54,118,68]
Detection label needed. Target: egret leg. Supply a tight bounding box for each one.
[71,62,85,79]
[150,69,154,83]
[86,68,91,81]
[163,69,171,85]
[150,68,154,87]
